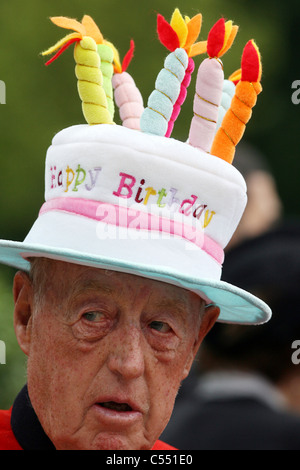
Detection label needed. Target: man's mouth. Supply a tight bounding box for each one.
[98,401,133,412]
[93,399,143,426]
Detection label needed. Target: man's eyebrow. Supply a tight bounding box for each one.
[153,298,190,318]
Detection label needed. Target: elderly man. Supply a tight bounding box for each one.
[0,12,271,450]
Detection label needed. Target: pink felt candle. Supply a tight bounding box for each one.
[112,71,144,130]
[188,58,223,152]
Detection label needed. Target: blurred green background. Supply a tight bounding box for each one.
[0,0,299,408]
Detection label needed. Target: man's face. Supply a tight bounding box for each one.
[14,260,218,450]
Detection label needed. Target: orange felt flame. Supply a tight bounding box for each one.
[207,18,238,58]
[185,14,202,49]
[81,15,104,44]
[49,16,86,36]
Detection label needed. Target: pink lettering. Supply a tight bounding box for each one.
[113,172,136,199]
[179,195,198,216]
[50,166,56,189]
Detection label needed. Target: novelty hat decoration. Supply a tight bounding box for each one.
[0,9,271,324]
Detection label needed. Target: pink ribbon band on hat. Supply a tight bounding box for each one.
[39,197,224,265]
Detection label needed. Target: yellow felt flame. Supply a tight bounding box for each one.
[229,68,241,83]
[218,21,239,58]
[42,32,82,56]
[170,8,188,48]
[251,40,262,82]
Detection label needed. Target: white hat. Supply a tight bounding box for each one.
[0,11,271,325]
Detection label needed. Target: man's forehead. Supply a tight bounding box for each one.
[71,268,192,302]
[33,258,203,314]
[49,261,198,300]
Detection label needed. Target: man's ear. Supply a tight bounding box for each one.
[182,305,220,380]
[13,270,34,356]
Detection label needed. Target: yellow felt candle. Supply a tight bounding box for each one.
[97,44,115,120]
[74,37,113,125]
[42,15,114,125]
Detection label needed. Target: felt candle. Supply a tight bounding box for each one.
[74,37,113,125]
[210,40,262,164]
[80,15,115,121]
[42,15,113,125]
[140,9,207,137]
[111,40,144,130]
[215,68,242,131]
[112,72,144,130]
[166,57,195,138]
[188,18,238,153]
[216,79,236,130]
[97,44,115,120]
[140,48,189,136]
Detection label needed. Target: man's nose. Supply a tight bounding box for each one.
[107,325,145,380]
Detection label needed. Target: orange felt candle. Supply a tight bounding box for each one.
[211,82,262,164]
[210,40,262,164]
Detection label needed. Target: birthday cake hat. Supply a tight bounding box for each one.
[0,9,271,324]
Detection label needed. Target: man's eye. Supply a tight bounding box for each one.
[149,321,171,333]
[82,312,104,322]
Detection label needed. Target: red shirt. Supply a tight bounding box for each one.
[0,409,22,450]
[0,408,176,450]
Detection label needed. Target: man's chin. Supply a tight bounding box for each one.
[92,434,136,450]
[54,433,150,450]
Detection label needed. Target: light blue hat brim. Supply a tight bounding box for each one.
[0,239,271,325]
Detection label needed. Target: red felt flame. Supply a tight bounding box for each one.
[241,40,261,82]
[207,18,225,58]
[45,37,81,66]
[122,39,135,72]
[157,14,180,51]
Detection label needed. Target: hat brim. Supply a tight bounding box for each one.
[0,239,271,325]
